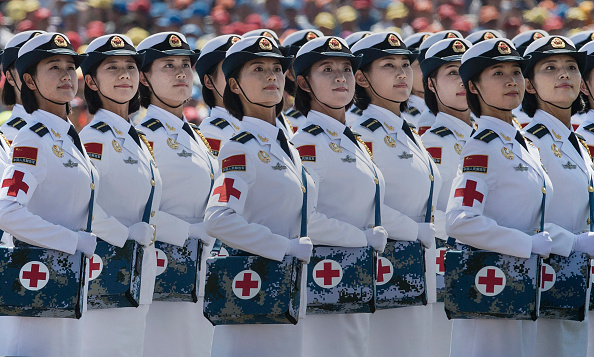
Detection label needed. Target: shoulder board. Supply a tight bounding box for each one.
[473,129,499,143]
[286,109,303,118]
[29,122,49,137]
[583,123,594,133]
[230,131,255,144]
[430,126,453,137]
[189,123,200,130]
[407,107,420,116]
[210,118,230,129]
[91,121,112,133]
[526,123,550,139]
[302,124,324,136]
[6,117,26,130]
[141,118,163,131]
[350,107,363,116]
[360,118,382,132]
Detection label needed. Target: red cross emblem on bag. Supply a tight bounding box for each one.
[232,270,261,299]
[88,254,103,281]
[376,256,393,285]
[19,261,49,291]
[540,263,556,291]
[155,249,168,276]
[475,266,506,296]
[313,259,343,288]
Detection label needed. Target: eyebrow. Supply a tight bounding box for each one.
[444,64,459,69]
[46,58,75,65]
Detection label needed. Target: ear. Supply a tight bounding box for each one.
[468,80,479,95]
[228,77,241,95]
[580,79,590,97]
[139,72,150,87]
[85,74,98,91]
[525,78,537,94]
[296,75,311,93]
[427,77,436,94]
[22,73,36,91]
[354,70,369,88]
[204,74,215,90]
[5,70,16,87]
[286,69,296,82]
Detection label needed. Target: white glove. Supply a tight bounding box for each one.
[128,222,155,247]
[417,222,436,248]
[573,232,594,256]
[189,222,215,247]
[76,231,97,258]
[286,237,313,263]
[531,232,552,257]
[364,226,388,253]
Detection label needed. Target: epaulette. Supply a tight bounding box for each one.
[430,126,453,137]
[29,122,49,137]
[583,123,594,133]
[91,121,112,133]
[302,124,324,136]
[407,107,420,116]
[575,132,590,154]
[350,107,363,116]
[210,118,230,129]
[141,118,163,131]
[286,109,303,118]
[473,129,498,143]
[230,131,255,144]
[6,117,26,130]
[360,118,382,132]
[526,124,550,139]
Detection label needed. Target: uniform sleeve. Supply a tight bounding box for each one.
[80,128,110,176]
[293,133,328,182]
[205,143,290,261]
[0,136,78,254]
[381,204,419,241]
[91,202,129,247]
[445,144,533,258]
[152,210,191,246]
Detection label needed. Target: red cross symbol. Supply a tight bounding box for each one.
[2,170,29,197]
[156,250,166,267]
[436,248,446,274]
[234,272,259,297]
[314,260,342,287]
[155,249,168,276]
[540,264,556,291]
[477,268,504,294]
[21,263,47,288]
[212,178,241,203]
[455,180,484,207]
[88,255,102,280]
[376,257,392,283]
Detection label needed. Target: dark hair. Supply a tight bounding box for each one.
[139,62,154,109]
[582,70,594,112]
[202,67,219,109]
[1,67,17,106]
[465,75,482,118]
[423,69,439,115]
[354,63,406,112]
[521,69,584,117]
[21,64,71,114]
[223,65,284,120]
[295,67,355,116]
[84,60,140,115]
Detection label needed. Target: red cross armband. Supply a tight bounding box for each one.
[448,175,489,215]
[0,165,38,205]
[207,174,249,215]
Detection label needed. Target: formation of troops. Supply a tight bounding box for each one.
[0,23,593,357]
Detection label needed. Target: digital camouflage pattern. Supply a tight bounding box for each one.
[87,239,143,309]
[203,255,302,325]
[539,252,590,321]
[306,245,376,314]
[376,240,427,310]
[590,259,594,311]
[153,238,202,302]
[0,245,86,319]
[445,249,541,320]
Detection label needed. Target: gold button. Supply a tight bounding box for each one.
[151,179,155,186]
[90,183,95,190]
[431,205,434,212]
[151,211,155,217]
[588,218,591,225]
[542,187,546,194]
[429,174,434,182]
[589,186,593,193]
[374,178,379,184]
[301,186,306,193]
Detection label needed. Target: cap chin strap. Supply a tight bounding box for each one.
[207,74,224,99]
[236,82,277,108]
[430,78,468,113]
[9,69,21,93]
[284,78,296,96]
[471,80,513,112]
[361,72,406,104]
[91,77,130,105]
[31,77,69,106]
[528,78,573,110]
[303,77,345,110]
[142,72,186,109]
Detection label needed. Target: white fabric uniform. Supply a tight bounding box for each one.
[199,106,242,158]
[446,115,554,357]
[422,112,475,357]
[572,111,586,132]
[0,109,127,357]
[79,109,188,357]
[139,105,217,357]
[0,104,30,143]
[524,110,590,357]
[417,108,437,136]
[351,104,442,357]
[285,108,307,135]
[402,94,426,127]
[277,112,295,139]
[512,106,532,130]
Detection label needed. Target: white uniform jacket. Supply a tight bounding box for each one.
[198,106,242,157]
[285,107,306,135]
[402,94,426,127]
[416,108,437,136]
[512,106,532,130]
[0,104,30,143]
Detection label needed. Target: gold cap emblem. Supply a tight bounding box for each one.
[446,32,458,39]
[452,40,466,53]
[483,32,495,40]
[388,34,400,47]
[551,37,565,49]
[54,35,67,47]
[259,38,273,51]
[111,36,125,48]
[328,38,342,50]
[533,32,544,41]
[262,31,274,39]
[497,41,511,55]
[591,33,594,41]
[306,32,318,41]
[169,34,182,48]
[231,36,240,44]
[422,34,430,42]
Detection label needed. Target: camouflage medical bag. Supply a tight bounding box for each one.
[153,238,203,302]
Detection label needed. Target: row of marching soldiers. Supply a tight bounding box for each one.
[0,25,593,357]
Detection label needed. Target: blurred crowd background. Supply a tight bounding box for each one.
[0,0,592,129]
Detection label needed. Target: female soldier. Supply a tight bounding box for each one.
[77,34,173,356]
[348,32,441,357]
[135,32,216,357]
[570,31,594,131]
[419,38,474,357]
[0,32,127,357]
[522,36,594,357]
[291,36,411,357]
[446,38,553,357]
[402,32,432,125]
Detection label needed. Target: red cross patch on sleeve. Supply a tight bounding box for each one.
[221,154,246,173]
[212,178,241,202]
[2,170,29,197]
[454,179,484,207]
[206,138,221,156]
[426,147,442,164]
[297,145,316,162]
[462,154,488,173]
[84,142,103,160]
[12,146,38,166]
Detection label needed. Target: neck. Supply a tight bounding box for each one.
[481,104,514,125]
[152,98,184,119]
[15,95,22,106]
[243,104,277,126]
[101,101,130,122]
[310,100,346,124]
[411,89,424,99]
[439,105,472,126]
[539,103,572,130]
[369,98,401,117]
[213,96,225,109]
[37,99,68,120]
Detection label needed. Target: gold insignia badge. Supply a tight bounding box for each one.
[454,130,464,138]
[591,33,594,42]
[501,146,514,160]
[112,139,122,153]
[500,132,511,141]
[231,122,241,131]
[54,35,67,47]
[113,127,123,136]
[551,129,561,140]
[551,37,565,49]
[258,150,271,163]
[589,185,594,193]
[452,40,466,53]
[169,34,182,48]
[329,142,342,153]
[326,129,337,137]
[51,128,61,138]
[388,34,400,47]
[328,38,342,50]
[551,143,562,157]
[255,38,271,52]
[384,135,397,147]
[497,41,511,55]
[229,36,240,45]
[111,36,125,48]
[262,31,274,39]
[167,138,179,150]
[454,143,462,155]
[533,32,544,41]
[52,145,64,158]
[385,123,394,131]
[446,32,457,39]
[166,123,176,132]
[422,34,430,42]
[484,32,495,40]
[306,32,318,41]
[257,134,269,142]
